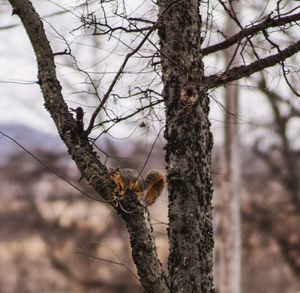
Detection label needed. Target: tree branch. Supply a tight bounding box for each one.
[8,1,169,292]
[257,76,300,210]
[202,12,300,56]
[85,21,158,135]
[9,0,113,200]
[85,0,178,135]
[205,39,300,89]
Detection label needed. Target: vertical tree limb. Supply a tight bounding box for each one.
[8,1,169,292]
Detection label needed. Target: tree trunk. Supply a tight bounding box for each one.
[8,1,170,292]
[218,3,242,291]
[158,1,214,292]
[220,84,241,293]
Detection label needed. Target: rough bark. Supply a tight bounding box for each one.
[158,0,214,292]
[8,1,169,292]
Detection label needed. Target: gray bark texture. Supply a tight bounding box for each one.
[158,0,214,292]
[8,1,169,292]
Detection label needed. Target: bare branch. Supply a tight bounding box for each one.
[85,0,178,135]
[85,24,158,135]
[0,9,71,30]
[216,0,260,60]
[205,39,300,88]
[8,0,113,201]
[202,12,300,56]
[8,1,170,292]
[76,250,140,281]
[0,131,106,203]
[257,75,300,210]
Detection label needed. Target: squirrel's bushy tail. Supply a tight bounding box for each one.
[144,170,166,205]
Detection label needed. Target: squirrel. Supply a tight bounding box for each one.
[111,168,166,206]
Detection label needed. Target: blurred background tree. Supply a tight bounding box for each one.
[1,0,300,292]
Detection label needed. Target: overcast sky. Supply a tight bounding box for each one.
[1,0,295,147]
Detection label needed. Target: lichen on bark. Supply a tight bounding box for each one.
[158,0,214,291]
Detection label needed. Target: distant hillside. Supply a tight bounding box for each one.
[0,123,65,163]
[0,123,160,167]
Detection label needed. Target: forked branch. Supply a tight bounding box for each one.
[205,39,300,88]
[202,12,300,56]
[8,0,169,292]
